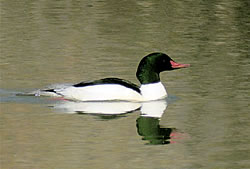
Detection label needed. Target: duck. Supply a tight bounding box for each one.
[34,52,190,102]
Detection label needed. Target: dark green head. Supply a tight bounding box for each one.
[136,52,190,84]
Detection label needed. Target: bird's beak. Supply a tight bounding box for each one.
[170,60,190,69]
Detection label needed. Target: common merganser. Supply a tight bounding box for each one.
[34,52,190,102]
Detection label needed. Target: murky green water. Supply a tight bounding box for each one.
[1,1,249,169]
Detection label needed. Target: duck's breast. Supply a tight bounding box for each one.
[140,82,167,101]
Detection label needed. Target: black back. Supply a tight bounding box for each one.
[73,78,141,93]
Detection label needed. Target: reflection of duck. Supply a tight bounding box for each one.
[136,116,176,145]
[140,100,167,118]
[24,52,189,101]
[53,98,167,115]
[53,100,141,115]
[136,99,175,145]
[53,99,181,145]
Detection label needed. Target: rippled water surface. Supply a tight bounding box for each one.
[1,1,249,169]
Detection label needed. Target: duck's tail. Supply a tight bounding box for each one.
[16,89,61,97]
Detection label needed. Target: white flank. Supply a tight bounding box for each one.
[140,82,167,101]
[55,84,144,101]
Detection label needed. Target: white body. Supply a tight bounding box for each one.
[51,82,167,102]
[55,84,143,101]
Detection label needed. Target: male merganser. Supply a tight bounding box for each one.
[35,52,190,101]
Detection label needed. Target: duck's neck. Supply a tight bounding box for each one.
[136,68,160,84]
[136,67,167,100]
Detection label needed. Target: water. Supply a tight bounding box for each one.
[1,0,249,169]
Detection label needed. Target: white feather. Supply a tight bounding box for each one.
[55,84,144,101]
[140,82,167,101]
